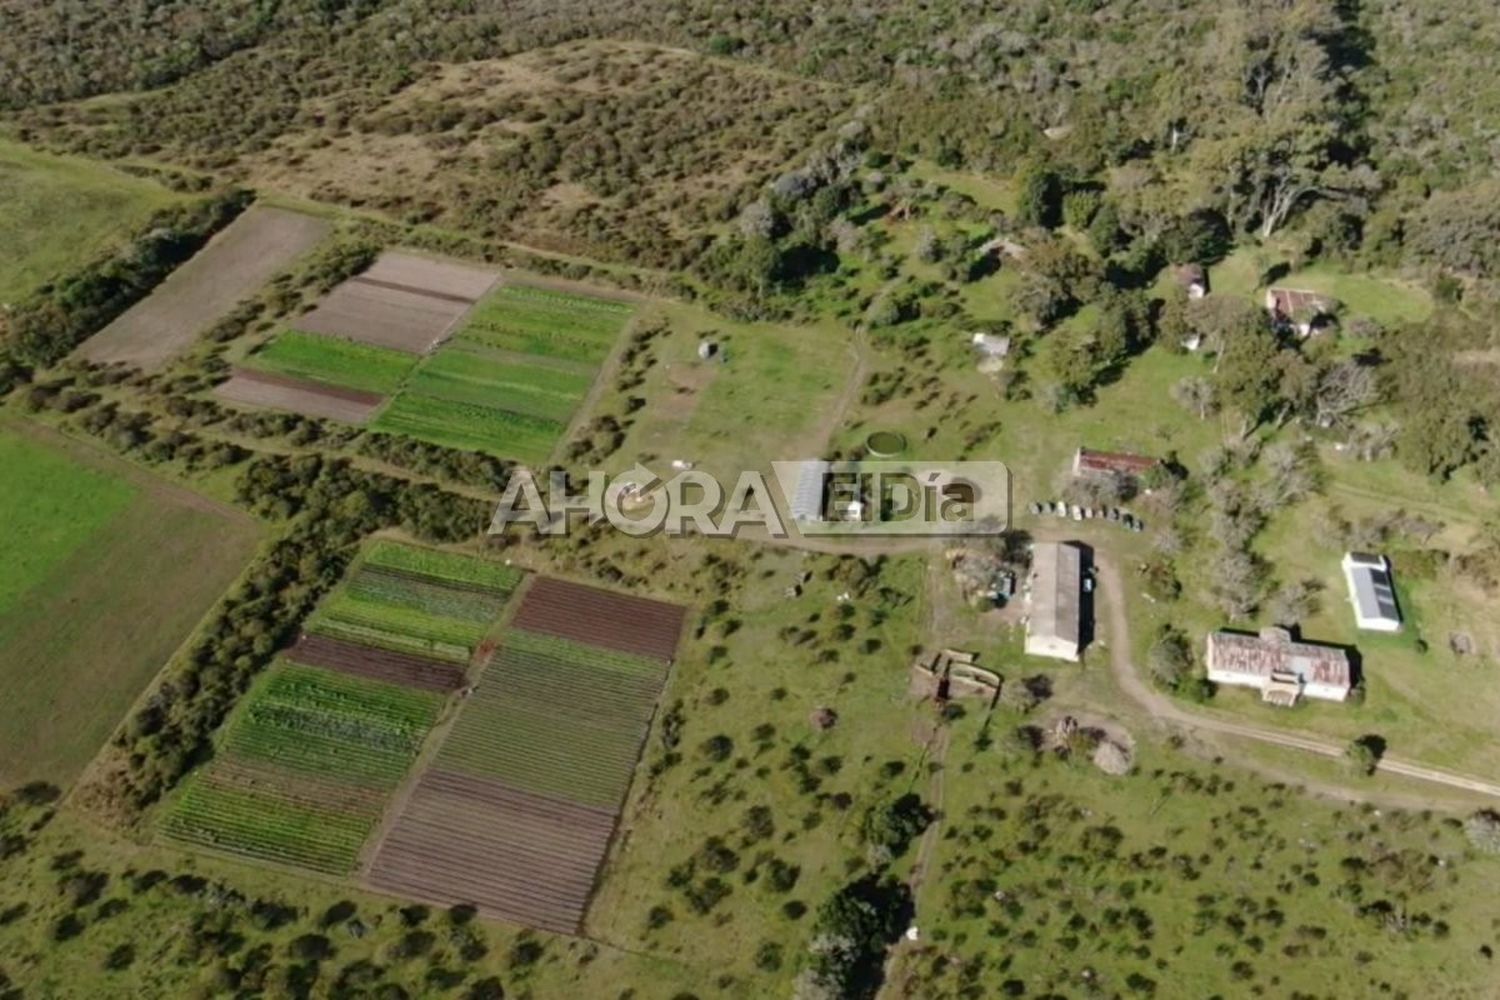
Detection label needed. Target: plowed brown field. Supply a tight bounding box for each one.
[511,577,686,662]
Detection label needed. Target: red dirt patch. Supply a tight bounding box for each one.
[283,633,466,692]
[510,577,687,662]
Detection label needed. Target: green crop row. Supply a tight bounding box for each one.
[370,392,564,465]
[402,343,593,424]
[361,540,521,594]
[505,628,667,681]
[346,567,508,625]
[305,616,472,664]
[163,778,372,875]
[313,594,487,653]
[243,329,418,395]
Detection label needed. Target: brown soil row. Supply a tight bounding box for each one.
[366,771,615,934]
[364,251,498,301]
[349,275,477,305]
[294,282,466,354]
[203,758,387,814]
[285,633,466,692]
[510,577,686,662]
[215,369,384,424]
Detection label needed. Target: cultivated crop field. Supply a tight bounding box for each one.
[366,576,685,932]
[298,540,521,671]
[242,330,418,396]
[163,665,444,874]
[214,368,387,424]
[162,540,522,874]
[371,284,633,464]
[293,250,497,354]
[0,421,261,788]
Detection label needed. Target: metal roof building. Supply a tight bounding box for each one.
[788,460,829,523]
[1206,627,1352,704]
[1342,552,1402,632]
[1025,542,1083,661]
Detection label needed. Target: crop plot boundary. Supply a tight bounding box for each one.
[363,574,686,933]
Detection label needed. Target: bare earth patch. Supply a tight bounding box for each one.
[77,205,329,370]
[292,250,498,354]
[215,368,385,424]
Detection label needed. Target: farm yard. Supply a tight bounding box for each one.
[371,283,635,463]
[161,540,522,874]
[0,420,261,788]
[0,138,186,303]
[76,205,328,370]
[366,577,685,932]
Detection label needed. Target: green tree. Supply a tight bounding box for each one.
[1016,162,1063,228]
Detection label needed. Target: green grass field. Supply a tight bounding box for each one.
[0,429,136,616]
[0,422,262,789]
[244,330,418,395]
[370,281,632,463]
[0,139,185,303]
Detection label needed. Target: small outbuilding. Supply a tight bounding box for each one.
[1265,288,1340,338]
[1025,542,1084,662]
[1173,264,1208,299]
[1342,552,1402,632]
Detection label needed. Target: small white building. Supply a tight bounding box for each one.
[1205,627,1351,705]
[1342,552,1402,632]
[789,460,830,523]
[1025,542,1083,661]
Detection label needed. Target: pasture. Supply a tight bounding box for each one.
[0,421,261,788]
[372,282,634,463]
[77,206,329,370]
[887,724,1500,999]
[0,139,184,303]
[366,577,684,933]
[589,300,854,485]
[161,540,521,874]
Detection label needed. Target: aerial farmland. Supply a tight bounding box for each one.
[7,5,1500,998]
